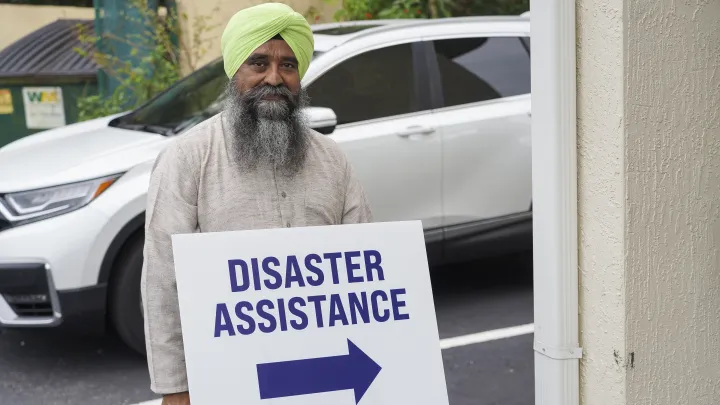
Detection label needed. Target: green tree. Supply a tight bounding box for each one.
[73,0,219,121]
[306,0,528,21]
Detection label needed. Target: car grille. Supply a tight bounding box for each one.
[0,263,55,318]
[4,295,53,317]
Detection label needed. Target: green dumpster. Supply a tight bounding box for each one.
[0,19,98,149]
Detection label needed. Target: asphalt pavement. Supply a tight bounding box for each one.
[0,253,534,405]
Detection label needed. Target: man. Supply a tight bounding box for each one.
[140,3,373,404]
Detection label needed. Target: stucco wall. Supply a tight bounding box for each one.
[576,0,627,402]
[176,0,339,74]
[624,0,720,403]
[578,0,720,403]
[0,5,95,52]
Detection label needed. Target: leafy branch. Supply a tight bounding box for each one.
[305,0,528,22]
[72,0,219,121]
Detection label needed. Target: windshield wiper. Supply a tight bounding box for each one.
[171,111,215,134]
[120,123,175,136]
[143,124,175,136]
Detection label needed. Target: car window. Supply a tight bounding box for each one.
[114,59,227,132]
[116,52,326,134]
[305,43,421,126]
[521,37,530,54]
[432,36,530,108]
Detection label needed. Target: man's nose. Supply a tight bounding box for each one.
[263,65,283,87]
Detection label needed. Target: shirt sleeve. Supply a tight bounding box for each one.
[341,158,374,224]
[141,141,198,394]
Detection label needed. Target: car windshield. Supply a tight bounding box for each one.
[112,51,324,135]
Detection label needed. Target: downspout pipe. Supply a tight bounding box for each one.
[530,1,583,405]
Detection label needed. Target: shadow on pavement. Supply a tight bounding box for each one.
[430,251,534,340]
[0,326,153,405]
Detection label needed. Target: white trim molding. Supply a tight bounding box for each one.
[529,1,581,405]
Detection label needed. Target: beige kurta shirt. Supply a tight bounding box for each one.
[140,111,373,394]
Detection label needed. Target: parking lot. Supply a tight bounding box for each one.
[0,252,534,405]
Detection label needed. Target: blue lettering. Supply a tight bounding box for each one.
[329,294,349,326]
[304,254,324,286]
[250,258,262,291]
[228,259,249,292]
[288,297,308,330]
[323,252,342,284]
[234,301,255,335]
[262,256,282,289]
[348,291,370,324]
[364,250,385,281]
[285,255,306,288]
[257,299,277,333]
[390,288,410,320]
[344,251,364,283]
[307,295,327,327]
[214,303,236,337]
[371,290,390,322]
[277,298,288,331]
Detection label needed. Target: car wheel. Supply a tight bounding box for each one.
[108,232,147,356]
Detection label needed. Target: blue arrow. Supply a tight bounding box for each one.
[256,339,382,404]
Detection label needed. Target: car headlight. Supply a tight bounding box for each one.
[0,174,122,224]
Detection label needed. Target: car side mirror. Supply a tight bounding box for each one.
[303,106,337,135]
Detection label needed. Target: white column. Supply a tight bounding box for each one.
[530,0,581,404]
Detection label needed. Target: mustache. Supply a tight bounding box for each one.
[243,85,295,104]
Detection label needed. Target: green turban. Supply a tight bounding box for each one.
[221,3,314,80]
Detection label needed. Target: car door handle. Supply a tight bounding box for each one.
[396,126,436,138]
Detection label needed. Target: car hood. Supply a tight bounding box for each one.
[0,115,169,193]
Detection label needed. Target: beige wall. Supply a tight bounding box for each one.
[576,0,627,402]
[624,0,720,403]
[176,0,340,74]
[578,0,720,403]
[0,5,95,52]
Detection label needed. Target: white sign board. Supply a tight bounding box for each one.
[172,221,449,405]
[22,87,66,129]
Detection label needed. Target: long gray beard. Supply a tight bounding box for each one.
[225,82,311,176]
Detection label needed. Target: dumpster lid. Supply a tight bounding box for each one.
[0,19,98,80]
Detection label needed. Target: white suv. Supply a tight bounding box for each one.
[0,16,532,354]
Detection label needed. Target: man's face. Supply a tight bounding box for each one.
[234,38,301,100]
[225,38,310,175]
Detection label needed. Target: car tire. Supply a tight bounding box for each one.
[108,232,147,357]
